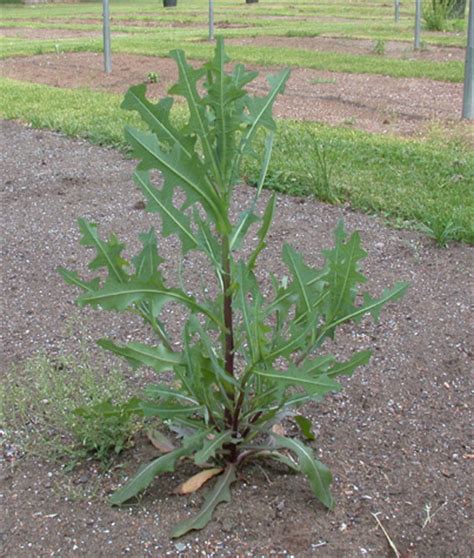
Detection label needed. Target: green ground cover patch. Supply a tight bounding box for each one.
[1,77,471,244]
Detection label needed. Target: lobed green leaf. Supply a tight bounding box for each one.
[171,464,237,538]
[272,435,334,509]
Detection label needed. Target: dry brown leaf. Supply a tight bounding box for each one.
[174,468,223,495]
[146,429,176,454]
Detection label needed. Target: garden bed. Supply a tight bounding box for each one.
[1,120,472,557]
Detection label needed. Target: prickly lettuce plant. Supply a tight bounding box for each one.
[59,39,408,538]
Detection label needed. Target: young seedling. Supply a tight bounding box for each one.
[60,38,408,538]
[146,71,159,84]
[372,39,386,56]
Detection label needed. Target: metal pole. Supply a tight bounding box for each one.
[414,0,421,50]
[395,0,400,22]
[103,0,112,73]
[209,0,214,41]
[462,0,473,118]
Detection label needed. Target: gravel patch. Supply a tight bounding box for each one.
[1,120,472,557]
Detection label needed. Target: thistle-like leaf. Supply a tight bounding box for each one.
[193,209,223,276]
[234,261,269,363]
[121,84,195,156]
[272,435,334,509]
[78,278,221,326]
[57,267,100,292]
[231,62,259,91]
[322,282,409,334]
[204,37,247,184]
[194,430,234,466]
[243,69,290,139]
[231,68,290,182]
[360,283,409,323]
[171,464,237,538]
[253,449,299,473]
[229,208,259,252]
[98,338,182,373]
[294,415,316,441]
[132,228,164,281]
[326,350,372,378]
[282,243,328,324]
[134,171,198,254]
[169,49,222,186]
[125,127,226,230]
[247,193,276,270]
[267,316,318,361]
[144,383,198,405]
[140,400,204,419]
[254,364,341,397]
[78,218,129,282]
[322,222,368,326]
[187,316,240,390]
[110,436,204,506]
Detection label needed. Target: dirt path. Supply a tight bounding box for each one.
[0,51,464,135]
[1,120,472,557]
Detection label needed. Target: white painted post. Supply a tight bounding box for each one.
[209,0,215,41]
[103,0,112,73]
[462,0,473,118]
[414,0,421,50]
[395,0,400,22]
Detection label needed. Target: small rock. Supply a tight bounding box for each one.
[220,517,234,533]
[174,542,186,552]
[276,499,285,512]
[133,200,146,210]
[75,474,90,485]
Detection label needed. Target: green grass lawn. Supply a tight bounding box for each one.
[0,0,467,80]
[0,0,468,54]
[1,77,472,244]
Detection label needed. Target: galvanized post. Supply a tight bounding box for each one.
[414,0,421,50]
[103,0,112,73]
[209,0,215,41]
[395,0,400,22]
[462,0,473,118]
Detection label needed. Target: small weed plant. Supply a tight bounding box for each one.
[417,216,467,246]
[147,71,159,84]
[423,0,456,31]
[60,39,407,537]
[264,127,340,203]
[310,77,337,85]
[1,351,139,467]
[372,39,385,56]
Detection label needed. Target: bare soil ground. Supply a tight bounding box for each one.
[1,121,472,557]
[0,51,465,136]
[225,35,465,62]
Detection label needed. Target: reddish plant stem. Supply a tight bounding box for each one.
[221,236,238,461]
[222,236,235,382]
